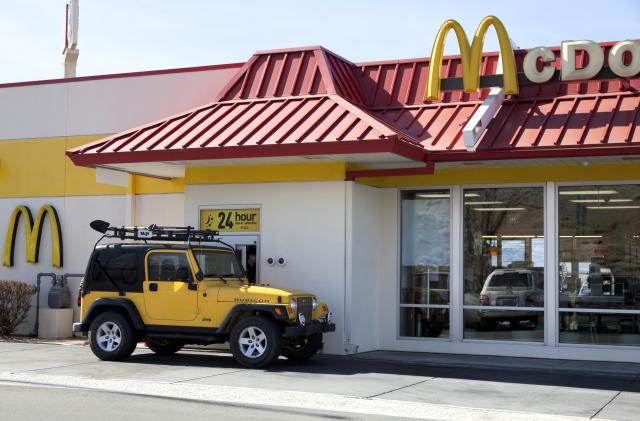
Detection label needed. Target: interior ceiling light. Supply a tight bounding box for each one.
[559,190,618,195]
[560,235,604,238]
[473,207,526,211]
[465,201,504,205]
[416,194,450,198]
[464,193,480,197]
[586,206,640,210]
[570,199,632,203]
[501,235,537,238]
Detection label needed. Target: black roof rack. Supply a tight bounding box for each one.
[90,220,219,243]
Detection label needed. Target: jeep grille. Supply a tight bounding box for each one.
[297,296,313,323]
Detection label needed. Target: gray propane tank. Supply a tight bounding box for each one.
[48,275,71,309]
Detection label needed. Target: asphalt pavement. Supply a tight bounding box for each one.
[0,340,639,420]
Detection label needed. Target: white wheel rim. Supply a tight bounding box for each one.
[96,321,122,352]
[238,326,267,359]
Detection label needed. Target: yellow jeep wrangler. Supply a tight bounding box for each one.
[73,221,335,368]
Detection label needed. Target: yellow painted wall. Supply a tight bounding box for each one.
[2,135,640,198]
[357,162,640,188]
[185,161,347,185]
[0,135,184,198]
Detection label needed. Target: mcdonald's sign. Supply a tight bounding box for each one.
[3,205,63,268]
[425,15,640,101]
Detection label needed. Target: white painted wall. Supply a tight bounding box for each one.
[345,182,382,353]
[0,193,185,335]
[0,67,238,140]
[378,188,401,350]
[135,193,185,227]
[185,181,348,355]
[0,195,126,334]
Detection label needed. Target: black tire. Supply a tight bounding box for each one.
[230,316,282,368]
[282,333,323,360]
[89,311,138,361]
[145,338,184,355]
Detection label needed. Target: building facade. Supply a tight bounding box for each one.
[3,28,640,361]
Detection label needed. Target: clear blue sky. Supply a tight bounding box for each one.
[0,0,638,83]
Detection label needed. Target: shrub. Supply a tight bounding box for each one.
[0,280,35,336]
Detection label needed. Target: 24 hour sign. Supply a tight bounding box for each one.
[200,208,260,233]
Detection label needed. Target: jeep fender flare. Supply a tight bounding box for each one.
[83,298,145,330]
[217,304,289,334]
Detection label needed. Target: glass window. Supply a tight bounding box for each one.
[462,187,545,341]
[559,312,640,346]
[558,184,640,346]
[147,252,192,282]
[400,190,450,338]
[193,248,245,278]
[91,250,138,288]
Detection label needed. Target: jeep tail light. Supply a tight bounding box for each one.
[479,294,489,306]
[77,294,82,307]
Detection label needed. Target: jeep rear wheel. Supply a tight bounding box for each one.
[230,316,282,368]
[145,339,184,355]
[282,333,323,360]
[89,311,138,361]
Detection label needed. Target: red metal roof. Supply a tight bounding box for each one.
[68,94,425,166]
[67,42,640,170]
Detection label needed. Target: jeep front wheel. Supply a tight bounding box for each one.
[89,311,138,361]
[145,339,184,355]
[230,316,282,368]
[282,333,323,360]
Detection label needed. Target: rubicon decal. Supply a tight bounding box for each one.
[3,205,63,267]
[425,15,640,100]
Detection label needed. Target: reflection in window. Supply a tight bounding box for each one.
[558,184,640,346]
[558,185,640,311]
[559,313,640,346]
[399,190,450,338]
[462,187,544,342]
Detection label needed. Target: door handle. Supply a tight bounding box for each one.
[149,283,158,292]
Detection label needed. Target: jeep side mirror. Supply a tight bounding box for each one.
[195,270,204,281]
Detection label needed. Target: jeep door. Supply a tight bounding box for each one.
[143,250,198,322]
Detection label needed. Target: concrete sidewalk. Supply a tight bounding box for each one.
[6,337,640,378]
[1,340,639,420]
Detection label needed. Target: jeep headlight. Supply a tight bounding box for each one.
[312,297,318,310]
[289,297,297,312]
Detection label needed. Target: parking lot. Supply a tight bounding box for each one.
[0,340,639,420]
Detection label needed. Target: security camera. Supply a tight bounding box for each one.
[277,257,287,266]
[266,257,275,265]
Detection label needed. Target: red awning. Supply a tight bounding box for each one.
[67,43,640,171]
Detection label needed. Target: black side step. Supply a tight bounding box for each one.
[144,332,225,344]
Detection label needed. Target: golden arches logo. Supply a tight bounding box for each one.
[3,205,63,268]
[425,15,518,101]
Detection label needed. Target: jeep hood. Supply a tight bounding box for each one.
[217,285,312,303]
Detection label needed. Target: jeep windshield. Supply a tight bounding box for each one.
[193,248,245,280]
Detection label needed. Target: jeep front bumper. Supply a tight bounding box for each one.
[284,322,335,337]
